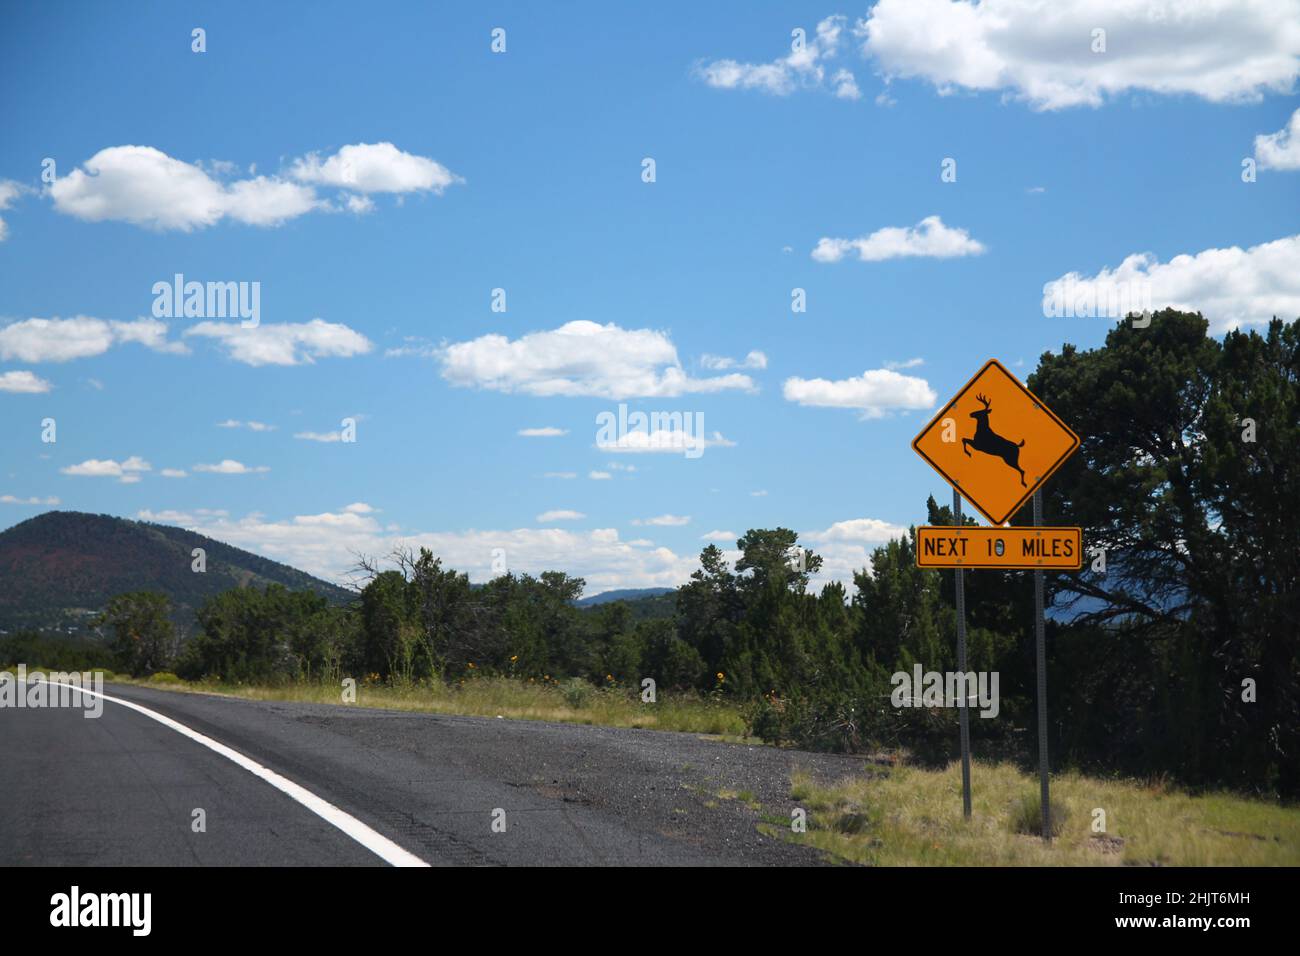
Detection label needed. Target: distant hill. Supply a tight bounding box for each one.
[0,511,353,636]
[576,587,674,607]
[576,587,677,623]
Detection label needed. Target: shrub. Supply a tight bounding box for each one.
[562,677,594,709]
[1010,792,1071,838]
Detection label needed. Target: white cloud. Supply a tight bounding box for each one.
[192,459,270,474]
[1,494,59,506]
[589,471,612,480]
[803,516,910,589]
[1043,233,1300,333]
[0,316,186,362]
[0,370,52,393]
[0,179,29,241]
[1255,108,1300,170]
[700,350,767,371]
[290,142,462,195]
[831,68,862,100]
[884,357,924,370]
[161,468,188,478]
[543,471,577,479]
[49,146,322,230]
[633,514,691,527]
[858,0,1300,111]
[47,143,458,232]
[812,216,985,262]
[153,507,701,592]
[294,430,344,443]
[518,426,568,437]
[537,509,585,523]
[185,319,372,366]
[598,429,737,454]
[439,320,755,398]
[696,15,861,99]
[342,502,376,514]
[217,419,276,431]
[783,367,937,418]
[810,517,910,544]
[701,529,738,541]
[60,456,151,482]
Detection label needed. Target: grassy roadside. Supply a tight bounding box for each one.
[85,670,751,737]
[765,760,1300,866]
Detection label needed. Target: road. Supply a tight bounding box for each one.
[0,682,864,866]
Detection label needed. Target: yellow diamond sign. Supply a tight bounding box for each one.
[912,359,1080,526]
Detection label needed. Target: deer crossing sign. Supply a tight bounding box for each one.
[912,359,1080,527]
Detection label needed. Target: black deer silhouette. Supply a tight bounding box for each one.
[962,393,1027,487]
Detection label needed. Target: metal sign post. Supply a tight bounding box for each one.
[953,491,972,818]
[1033,490,1051,840]
[912,359,1078,837]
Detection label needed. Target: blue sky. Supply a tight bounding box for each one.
[1,1,1298,593]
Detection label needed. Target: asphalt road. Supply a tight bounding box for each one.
[0,683,866,866]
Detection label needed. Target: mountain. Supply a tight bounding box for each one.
[0,511,353,636]
[576,587,674,607]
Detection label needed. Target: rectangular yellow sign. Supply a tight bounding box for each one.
[916,526,1083,570]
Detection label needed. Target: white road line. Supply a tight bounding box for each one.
[32,680,430,867]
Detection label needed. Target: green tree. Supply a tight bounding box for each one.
[1032,311,1299,794]
[96,592,175,676]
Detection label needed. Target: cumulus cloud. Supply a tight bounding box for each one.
[0,316,187,362]
[701,529,738,542]
[439,321,755,399]
[290,142,463,194]
[858,0,1300,111]
[184,319,372,366]
[783,367,937,418]
[696,15,861,99]
[1255,107,1300,170]
[0,179,29,241]
[632,514,691,527]
[803,516,910,589]
[191,460,270,474]
[537,509,585,523]
[700,350,767,371]
[1,494,60,506]
[144,506,701,592]
[1042,233,1300,333]
[49,146,322,230]
[0,370,52,393]
[812,216,985,262]
[47,143,459,231]
[160,468,188,478]
[60,456,151,483]
[518,426,568,437]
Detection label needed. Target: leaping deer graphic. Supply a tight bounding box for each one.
[962,393,1027,487]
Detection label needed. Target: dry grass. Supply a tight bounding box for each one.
[773,760,1300,866]
[109,673,750,737]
